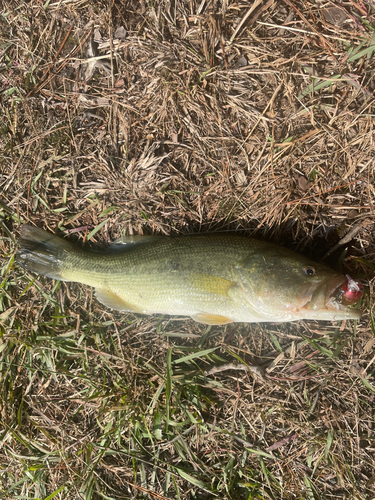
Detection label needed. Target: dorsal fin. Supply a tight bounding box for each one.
[111,234,162,246]
[107,234,163,253]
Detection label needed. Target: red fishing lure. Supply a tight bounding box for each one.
[340,275,364,303]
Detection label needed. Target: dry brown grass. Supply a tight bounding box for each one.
[1,0,375,499]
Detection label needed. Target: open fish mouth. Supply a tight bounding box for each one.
[302,275,363,314]
[325,275,350,310]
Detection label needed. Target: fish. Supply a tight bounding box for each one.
[16,225,363,325]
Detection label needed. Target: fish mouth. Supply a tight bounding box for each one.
[301,274,362,319]
[323,275,348,309]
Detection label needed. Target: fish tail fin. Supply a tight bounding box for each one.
[16,225,74,280]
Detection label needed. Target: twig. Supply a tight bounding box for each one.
[205,363,265,380]
[228,0,273,45]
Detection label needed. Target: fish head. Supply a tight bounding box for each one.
[235,245,362,322]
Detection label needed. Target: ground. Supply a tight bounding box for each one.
[0,0,375,499]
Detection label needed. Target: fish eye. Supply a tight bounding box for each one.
[303,266,316,276]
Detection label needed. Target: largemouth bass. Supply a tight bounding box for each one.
[16,225,363,324]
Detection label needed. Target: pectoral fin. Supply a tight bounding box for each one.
[189,273,234,296]
[95,288,142,313]
[192,313,233,325]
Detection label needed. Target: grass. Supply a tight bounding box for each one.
[1,0,375,498]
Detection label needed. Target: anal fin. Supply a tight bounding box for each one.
[95,288,142,313]
[192,313,233,325]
